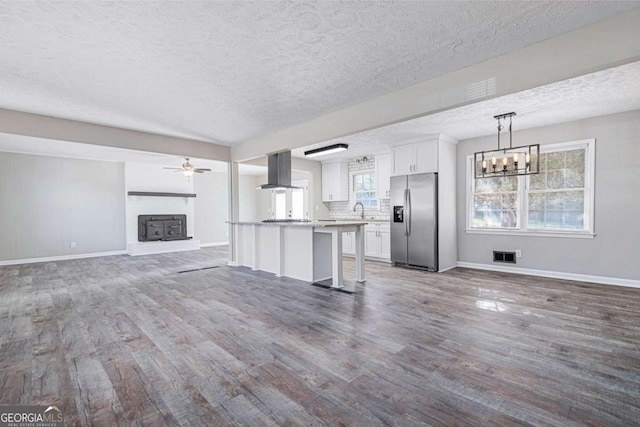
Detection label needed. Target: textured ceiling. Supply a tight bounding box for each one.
[292,61,640,161]
[0,1,637,145]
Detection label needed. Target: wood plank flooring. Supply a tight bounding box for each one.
[1,247,639,426]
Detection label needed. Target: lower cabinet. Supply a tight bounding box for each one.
[342,231,355,255]
[365,223,391,261]
[342,224,390,261]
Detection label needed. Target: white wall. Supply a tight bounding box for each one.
[238,175,261,222]
[194,171,229,244]
[0,152,125,261]
[456,110,640,281]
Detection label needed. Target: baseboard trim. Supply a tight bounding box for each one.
[200,242,229,248]
[456,262,640,289]
[0,250,127,266]
[438,265,457,273]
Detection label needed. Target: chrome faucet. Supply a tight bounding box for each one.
[353,202,365,219]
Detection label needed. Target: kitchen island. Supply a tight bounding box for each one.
[228,220,368,292]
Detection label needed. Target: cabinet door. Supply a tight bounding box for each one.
[342,232,355,255]
[321,163,335,201]
[378,230,391,260]
[365,230,380,257]
[334,161,349,201]
[376,153,391,199]
[392,144,413,175]
[414,140,438,173]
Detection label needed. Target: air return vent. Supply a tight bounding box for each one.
[493,251,516,264]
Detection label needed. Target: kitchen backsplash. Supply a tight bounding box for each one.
[327,155,391,220]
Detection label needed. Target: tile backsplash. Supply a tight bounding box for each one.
[327,155,390,220]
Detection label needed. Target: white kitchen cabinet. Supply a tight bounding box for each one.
[391,140,438,175]
[392,144,413,175]
[342,231,355,255]
[322,160,349,202]
[379,229,391,259]
[364,223,391,261]
[376,153,391,199]
[365,229,379,257]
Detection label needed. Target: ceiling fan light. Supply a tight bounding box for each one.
[182,170,194,177]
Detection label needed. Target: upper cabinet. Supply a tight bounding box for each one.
[321,160,349,202]
[375,153,391,199]
[391,139,438,175]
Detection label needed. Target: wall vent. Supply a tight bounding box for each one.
[493,251,516,264]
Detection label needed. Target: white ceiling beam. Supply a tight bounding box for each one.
[0,108,230,162]
[231,9,640,162]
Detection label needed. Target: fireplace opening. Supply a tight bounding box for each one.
[138,215,192,242]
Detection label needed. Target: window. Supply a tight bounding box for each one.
[353,171,377,208]
[467,139,595,237]
[272,180,308,219]
[472,176,518,228]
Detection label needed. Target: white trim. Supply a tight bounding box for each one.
[0,250,127,266]
[437,265,457,273]
[200,242,229,248]
[466,138,596,235]
[465,229,595,239]
[351,168,379,210]
[456,262,640,289]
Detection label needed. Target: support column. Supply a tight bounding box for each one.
[330,229,344,288]
[355,225,366,283]
[228,161,240,266]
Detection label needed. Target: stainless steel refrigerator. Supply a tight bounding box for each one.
[390,173,438,271]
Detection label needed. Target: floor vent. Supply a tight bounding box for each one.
[177,266,220,274]
[493,251,516,264]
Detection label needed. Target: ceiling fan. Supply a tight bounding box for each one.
[163,157,211,177]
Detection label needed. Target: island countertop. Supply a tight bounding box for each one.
[229,220,368,291]
[227,220,369,227]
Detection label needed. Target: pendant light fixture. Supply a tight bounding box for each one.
[474,112,540,179]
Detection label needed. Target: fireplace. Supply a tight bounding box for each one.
[138,215,191,242]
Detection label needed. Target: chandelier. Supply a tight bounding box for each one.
[474,112,540,179]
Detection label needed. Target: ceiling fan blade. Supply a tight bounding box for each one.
[194,170,206,173]
[194,168,211,172]
[163,167,182,170]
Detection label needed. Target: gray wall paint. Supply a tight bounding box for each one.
[456,110,640,281]
[241,156,331,221]
[194,171,229,244]
[238,175,261,222]
[0,108,230,162]
[0,152,125,260]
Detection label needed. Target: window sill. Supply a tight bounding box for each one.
[465,228,595,239]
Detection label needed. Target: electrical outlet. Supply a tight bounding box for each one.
[515,249,522,258]
[70,242,76,249]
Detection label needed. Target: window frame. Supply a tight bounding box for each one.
[271,179,309,219]
[351,169,378,209]
[466,139,595,239]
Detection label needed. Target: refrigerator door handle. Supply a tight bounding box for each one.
[406,188,412,237]
[403,189,409,236]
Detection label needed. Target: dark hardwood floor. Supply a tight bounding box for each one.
[1,247,639,426]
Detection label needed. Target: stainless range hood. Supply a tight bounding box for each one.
[256,150,298,190]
